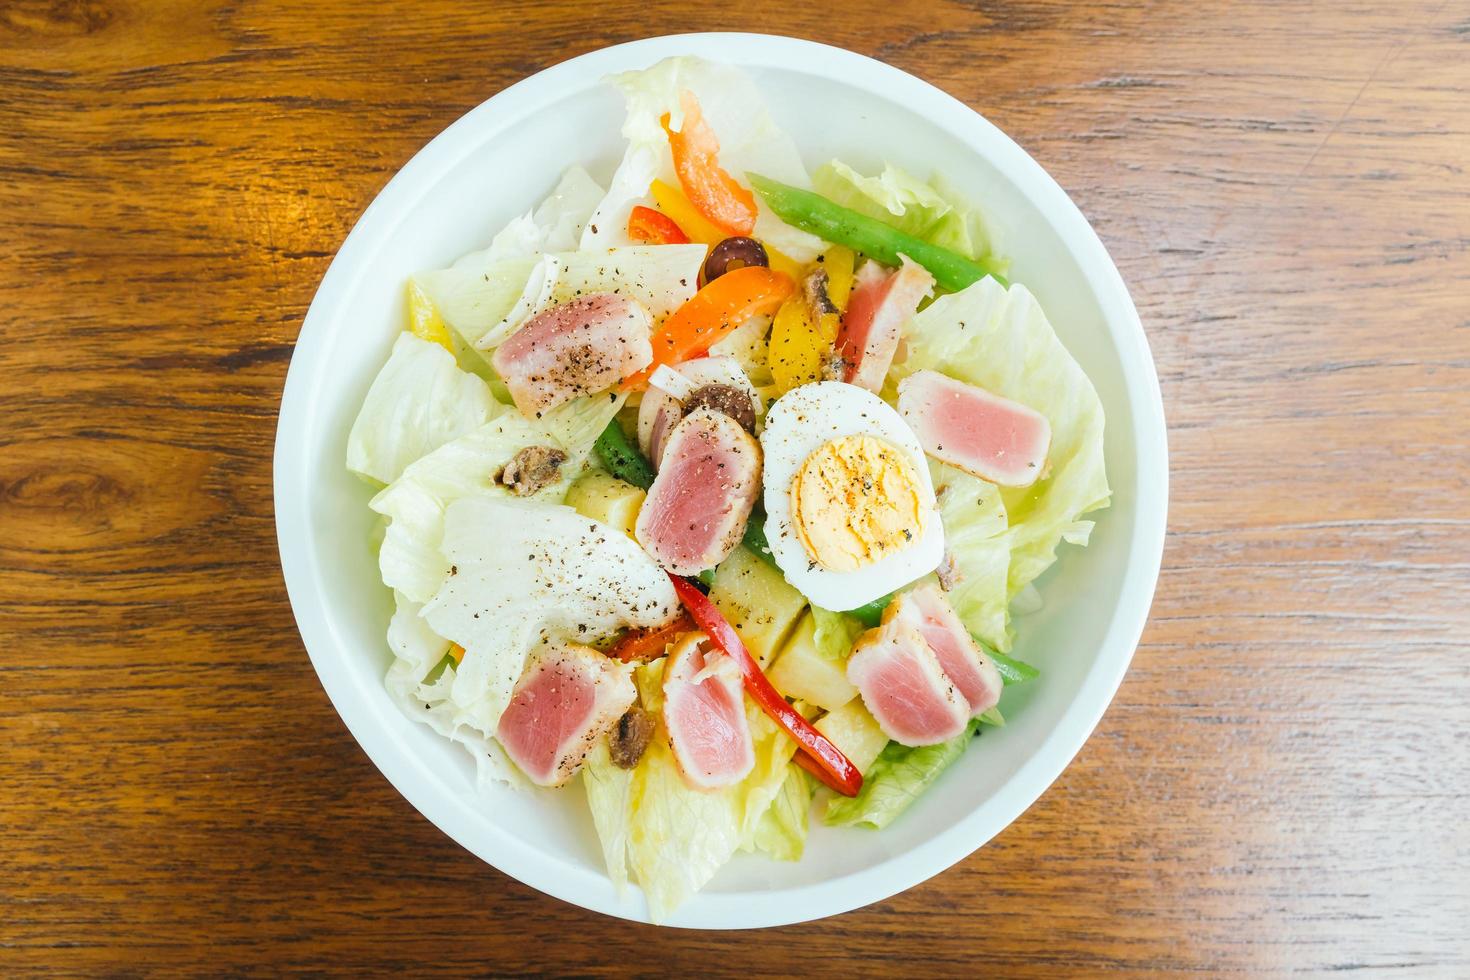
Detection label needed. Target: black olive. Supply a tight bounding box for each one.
[684,383,757,432]
[703,236,769,283]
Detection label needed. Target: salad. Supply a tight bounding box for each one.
[346,56,1108,920]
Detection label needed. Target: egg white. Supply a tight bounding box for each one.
[759,382,944,611]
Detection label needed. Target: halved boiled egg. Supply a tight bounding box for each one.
[760,382,944,611]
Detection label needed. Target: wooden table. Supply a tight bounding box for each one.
[4,1,1467,973]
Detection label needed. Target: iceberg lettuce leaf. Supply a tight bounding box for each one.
[893,277,1109,606]
[811,605,864,664]
[824,720,983,831]
[931,461,1014,651]
[581,739,635,893]
[370,413,576,603]
[743,767,812,862]
[345,333,501,486]
[410,165,609,356]
[413,257,540,353]
[384,591,526,791]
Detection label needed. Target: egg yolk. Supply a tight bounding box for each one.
[790,435,927,573]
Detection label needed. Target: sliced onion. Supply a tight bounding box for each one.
[648,364,699,401]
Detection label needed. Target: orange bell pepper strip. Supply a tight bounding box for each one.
[626,205,690,245]
[622,265,793,390]
[607,612,696,663]
[662,90,758,237]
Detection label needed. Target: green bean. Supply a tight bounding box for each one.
[593,420,655,490]
[747,173,1005,293]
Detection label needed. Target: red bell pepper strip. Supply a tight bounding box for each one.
[790,748,858,795]
[669,575,863,797]
[607,611,695,662]
[626,205,691,245]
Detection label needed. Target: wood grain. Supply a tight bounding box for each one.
[2,0,1467,974]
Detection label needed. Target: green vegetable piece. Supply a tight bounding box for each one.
[594,419,655,490]
[740,515,778,567]
[824,719,983,830]
[747,174,1004,293]
[987,647,1040,685]
[847,593,893,628]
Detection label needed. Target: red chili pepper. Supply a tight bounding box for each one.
[790,749,859,796]
[607,611,695,662]
[626,205,691,245]
[669,575,863,797]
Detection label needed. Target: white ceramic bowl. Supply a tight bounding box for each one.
[275,32,1167,928]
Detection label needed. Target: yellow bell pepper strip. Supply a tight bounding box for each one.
[669,575,863,797]
[748,174,1006,292]
[621,265,793,390]
[406,279,454,352]
[627,205,690,245]
[769,291,827,394]
[650,179,726,245]
[447,643,465,664]
[820,245,856,310]
[763,246,806,283]
[663,90,758,236]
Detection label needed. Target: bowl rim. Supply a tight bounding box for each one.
[274,31,1169,929]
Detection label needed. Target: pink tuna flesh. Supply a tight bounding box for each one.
[634,407,761,575]
[847,619,969,746]
[663,632,754,789]
[897,369,1051,487]
[492,292,653,418]
[887,583,1002,717]
[836,257,934,392]
[495,642,636,787]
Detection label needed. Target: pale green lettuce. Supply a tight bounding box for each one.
[825,720,984,830]
[413,257,539,354]
[893,276,1110,606]
[384,590,526,791]
[812,160,1003,269]
[346,333,501,486]
[931,461,1013,651]
[412,166,605,373]
[812,606,864,664]
[743,768,813,862]
[369,413,575,603]
[483,165,606,259]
